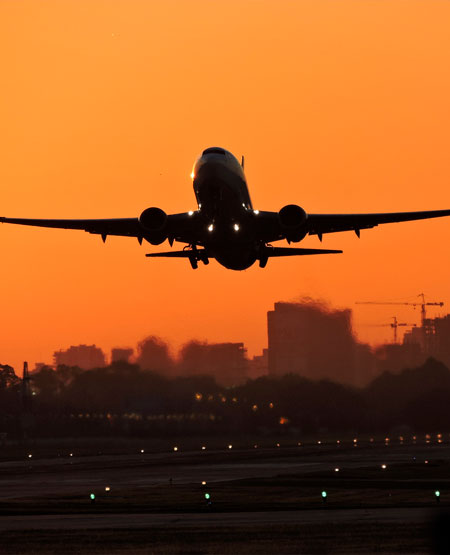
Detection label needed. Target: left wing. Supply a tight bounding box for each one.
[307,209,450,238]
[254,208,450,243]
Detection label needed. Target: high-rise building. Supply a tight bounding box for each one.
[111,348,134,364]
[267,301,358,384]
[178,341,248,386]
[53,344,106,370]
[248,348,269,379]
[431,315,450,368]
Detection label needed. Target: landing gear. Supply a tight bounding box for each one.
[199,250,209,265]
[259,255,268,268]
[258,244,270,268]
[185,244,209,269]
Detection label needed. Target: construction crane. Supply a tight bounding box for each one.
[356,293,444,326]
[368,316,417,344]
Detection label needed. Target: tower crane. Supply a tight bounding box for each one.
[356,294,444,352]
[356,293,444,326]
[369,316,417,344]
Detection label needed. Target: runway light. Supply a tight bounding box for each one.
[425,460,429,464]
[90,493,95,501]
[204,493,210,500]
[140,449,144,453]
[173,446,178,452]
[105,486,110,492]
[201,446,206,450]
[336,440,340,445]
[208,224,214,232]
[201,481,206,486]
[188,210,194,216]
[28,454,32,459]
[353,438,358,443]
[321,491,327,501]
[297,442,302,446]
[228,444,233,449]
[435,490,441,499]
[334,468,340,472]
[276,443,280,447]
[317,441,321,445]
[233,223,240,231]
[69,453,73,457]
[381,464,387,470]
[254,444,258,448]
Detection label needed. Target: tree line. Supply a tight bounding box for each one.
[1,358,449,437]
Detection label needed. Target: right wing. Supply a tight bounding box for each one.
[0,213,200,244]
[0,216,142,237]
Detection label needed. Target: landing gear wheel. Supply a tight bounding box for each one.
[189,256,198,270]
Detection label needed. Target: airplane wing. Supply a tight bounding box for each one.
[0,216,142,237]
[306,209,450,238]
[0,213,199,244]
[255,208,450,243]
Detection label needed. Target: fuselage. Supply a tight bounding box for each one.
[192,147,259,270]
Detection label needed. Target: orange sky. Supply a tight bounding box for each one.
[1,1,450,373]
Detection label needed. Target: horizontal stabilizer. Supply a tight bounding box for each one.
[146,250,206,258]
[265,246,343,257]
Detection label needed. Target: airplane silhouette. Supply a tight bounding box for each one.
[2,146,450,270]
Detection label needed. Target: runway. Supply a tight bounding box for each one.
[0,438,448,553]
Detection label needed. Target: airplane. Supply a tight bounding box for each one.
[1,146,450,270]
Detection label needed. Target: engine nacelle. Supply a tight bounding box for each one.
[139,207,168,245]
[278,204,308,242]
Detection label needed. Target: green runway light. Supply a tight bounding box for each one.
[321,491,327,498]
[204,493,210,500]
[90,493,95,500]
[435,490,441,497]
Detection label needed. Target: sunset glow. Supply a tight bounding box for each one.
[1,1,450,372]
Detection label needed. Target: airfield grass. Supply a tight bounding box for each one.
[0,522,432,554]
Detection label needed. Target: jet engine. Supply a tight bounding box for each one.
[278,204,308,242]
[139,207,168,245]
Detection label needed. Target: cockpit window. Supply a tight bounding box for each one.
[202,147,226,156]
